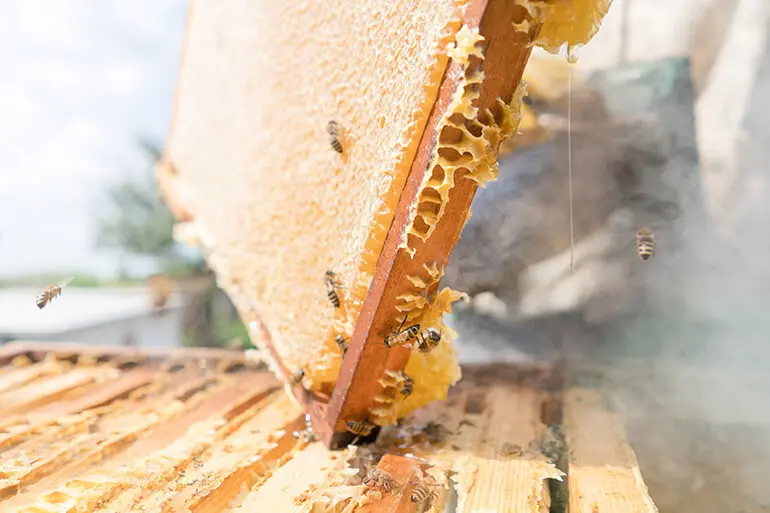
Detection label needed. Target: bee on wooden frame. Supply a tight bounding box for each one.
[346,419,376,444]
[410,481,438,509]
[383,317,421,348]
[324,270,343,308]
[363,467,397,493]
[415,327,441,352]
[326,120,344,153]
[35,277,74,309]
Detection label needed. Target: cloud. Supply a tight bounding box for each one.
[0,0,188,278]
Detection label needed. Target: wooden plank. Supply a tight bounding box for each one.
[27,367,157,422]
[564,388,658,513]
[0,340,251,365]
[232,443,343,512]
[356,454,426,513]
[325,0,541,449]
[0,367,112,416]
[0,359,64,394]
[392,372,562,513]
[3,374,279,511]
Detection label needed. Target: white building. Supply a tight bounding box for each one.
[0,287,185,348]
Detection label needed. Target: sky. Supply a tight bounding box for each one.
[0,0,188,279]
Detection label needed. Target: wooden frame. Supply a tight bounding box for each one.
[321,0,540,448]
[157,0,541,449]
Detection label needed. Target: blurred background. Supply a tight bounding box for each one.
[0,0,249,350]
[0,0,769,511]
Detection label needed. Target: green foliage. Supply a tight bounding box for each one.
[97,139,203,276]
[213,317,252,349]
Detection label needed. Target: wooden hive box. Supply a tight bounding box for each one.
[0,342,658,512]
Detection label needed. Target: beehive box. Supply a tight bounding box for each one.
[0,342,658,512]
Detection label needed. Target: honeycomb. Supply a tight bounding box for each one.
[163,0,615,425]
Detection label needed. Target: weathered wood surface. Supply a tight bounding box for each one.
[0,344,659,512]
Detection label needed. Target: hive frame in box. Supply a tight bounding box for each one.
[159,0,541,449]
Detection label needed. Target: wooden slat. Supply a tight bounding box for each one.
[325,0,541,449]
[232,443,343,512]
[0,340,251,366]
[28,367,157,421]
[0,348,663,512]
[356,454,427,513]
[564,388,658,513]
[0,367,112,416]
[363,372,562,513]
[0,360,64,394]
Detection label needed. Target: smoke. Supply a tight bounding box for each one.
[446,55,770,511]
[597,54,770,512]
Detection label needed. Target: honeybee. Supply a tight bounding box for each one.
[399,372,414,397]
[422,421,449,444]
[415,328,441,352]
[636,227,655,261]
[290,368,306,386]
[383,318,421,348]
[346,419,376,444]
[324,270,343,308]
[335,334,349,355]
[326,120,343,153]
[363,467,397,493]
[147,273,173,313]
[410,482,437,509]
[35,277,73,309]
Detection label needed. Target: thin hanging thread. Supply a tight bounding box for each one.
[567,63,575,272]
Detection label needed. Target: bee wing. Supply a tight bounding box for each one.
[58,276,75,288]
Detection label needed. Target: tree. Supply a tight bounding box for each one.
[97,139,204,277]
[97,138,248,348]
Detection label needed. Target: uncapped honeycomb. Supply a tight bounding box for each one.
[522,0,614,55]
[399,26,527,256]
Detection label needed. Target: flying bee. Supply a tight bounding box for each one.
[636,227,655,261]
[35,277,73,309]
[335,334,349,355]
[383,317,421,348]
[290,368,306,386]
[363,467,397,493]
[324,270,343,308]
[410,482,437,509]
[147,273,173,312]
[326,120,343,153]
